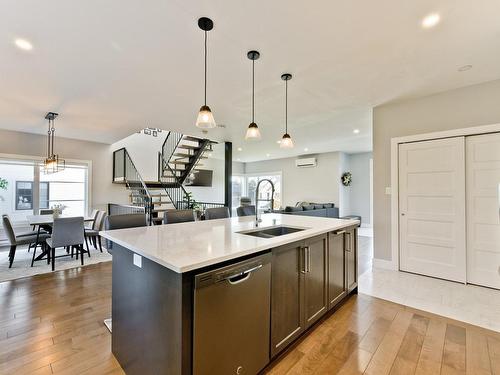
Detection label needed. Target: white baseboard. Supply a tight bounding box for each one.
[373,258,398,270]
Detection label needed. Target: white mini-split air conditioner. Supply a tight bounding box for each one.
[295,157,317,168]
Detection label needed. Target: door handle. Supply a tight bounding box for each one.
[345,232,351,253]
[301,247,310,274]
[307,247,311,273]
[224,264,263,284]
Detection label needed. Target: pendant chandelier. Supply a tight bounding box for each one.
[43,112,65,174]
[195,17,216,129]
[245,50,261,140]
[280,73,294,149]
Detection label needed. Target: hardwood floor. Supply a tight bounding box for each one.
[1,261,500,374]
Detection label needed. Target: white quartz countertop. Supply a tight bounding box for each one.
[100,213,359,273]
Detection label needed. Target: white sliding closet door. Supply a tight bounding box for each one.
[399,137,466,282]
[466,133,500,289]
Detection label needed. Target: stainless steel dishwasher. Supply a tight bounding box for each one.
[193,253,271,375]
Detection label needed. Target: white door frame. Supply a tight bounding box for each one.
[389,123,500,271]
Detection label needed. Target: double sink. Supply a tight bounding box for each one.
[238,225,306,239]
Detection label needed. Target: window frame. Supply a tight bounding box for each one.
[15,180,34,210]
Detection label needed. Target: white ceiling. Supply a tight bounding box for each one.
[1,0,500,162]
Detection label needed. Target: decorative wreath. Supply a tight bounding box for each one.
[341,172,352,187]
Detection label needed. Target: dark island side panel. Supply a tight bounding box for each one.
[111,244,193,375]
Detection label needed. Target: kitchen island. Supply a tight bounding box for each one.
[101,213,359,375]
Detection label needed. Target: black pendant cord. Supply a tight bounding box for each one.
[47,119,51,158]
[252,58,255,123]
[285,80,288,134]
[204,30,207,106]
[51,119,55,157]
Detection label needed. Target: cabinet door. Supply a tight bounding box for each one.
[345,228,358,292]
[271,241,305,357]
[328,231,346,310]
[304,234,328,328]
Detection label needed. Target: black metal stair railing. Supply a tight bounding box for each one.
[113,147,153,224]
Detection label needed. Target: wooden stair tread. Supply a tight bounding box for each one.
[182,136,203,142]
[173,153,208,159]
[177,144,201,150]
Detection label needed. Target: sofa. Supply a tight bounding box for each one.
[282,203,339,219]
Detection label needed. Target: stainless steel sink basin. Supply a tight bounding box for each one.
[238,225,307,239]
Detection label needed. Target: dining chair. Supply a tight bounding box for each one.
[104,213,148,253]
[163,209,195,224]
[86,209,99,229]
[205,207,230,220]
[85,210,107,252]
[45,217,86,271]
[237,205,256,217]
[2,214,50,268]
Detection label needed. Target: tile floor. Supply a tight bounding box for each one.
[359,267,500,333]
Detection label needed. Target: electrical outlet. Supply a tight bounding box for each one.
[385,187,392,195]
[133,254,142,268]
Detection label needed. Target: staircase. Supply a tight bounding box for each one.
[158,132,216,213]
[112,132,218,225]
[112,148,153,224]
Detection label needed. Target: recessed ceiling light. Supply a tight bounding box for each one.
[458,65,472,72]
[236,158,241,161]
[266,153,271,157]
[304,148,309,152]
[421,13,440,29]
[353,129,360,134]
[237,147,242,151]
[14,38,33,51]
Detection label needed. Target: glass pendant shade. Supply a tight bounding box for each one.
[43,155,65,174]
[280,133,294,149]
[245,122,261,140]
[195,105,216,129]
[42,112,65,175]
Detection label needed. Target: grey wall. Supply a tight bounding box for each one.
[0,128,128,211]
[347,152,372,225]
[373,79,500,261]
[244,152,343,208]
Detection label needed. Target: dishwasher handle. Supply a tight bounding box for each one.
[225,264,263,285]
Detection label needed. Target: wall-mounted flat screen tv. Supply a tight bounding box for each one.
[186,170,213,187]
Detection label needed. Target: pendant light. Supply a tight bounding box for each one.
[195,17,216,129]
[245,50,261,140]
[280,73,294,148]
[43,112,65,174]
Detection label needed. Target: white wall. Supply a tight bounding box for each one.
[347,152,372,225]
[373,79,500,261]
[244,152,343,208]
[112,131,168,181]
[0,128,128,212]
[184,154,225,203]
[338,153,350,217]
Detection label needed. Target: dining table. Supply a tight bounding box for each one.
[27,214,95,265]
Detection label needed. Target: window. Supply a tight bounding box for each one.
[231,172,282,211]
[247,174,282,210]
[40,165,87,216]
[15,181,33,210]
[39,182,49,209]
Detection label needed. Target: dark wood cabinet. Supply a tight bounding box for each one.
[345,227,358,292]
[303,235,328,328]
[328,230,347,309]
[270,241,305,357]
[271,234,328,357]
